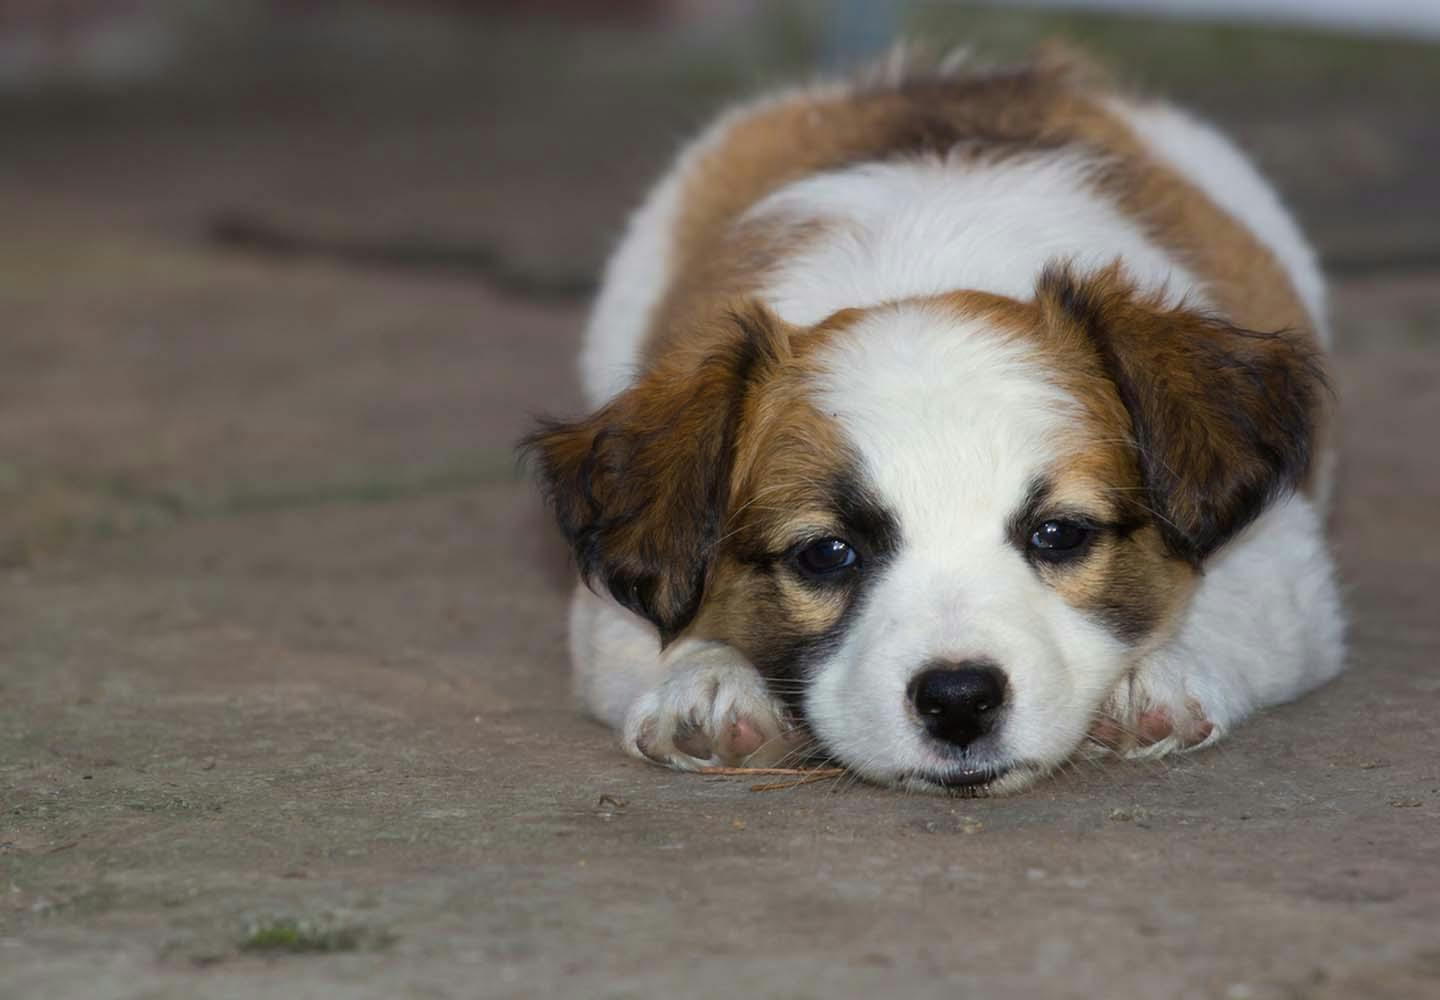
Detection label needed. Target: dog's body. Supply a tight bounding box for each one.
[530,53,1345,794]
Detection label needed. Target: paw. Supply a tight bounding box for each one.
[621,642,800,770]
[1087,676,1219,759]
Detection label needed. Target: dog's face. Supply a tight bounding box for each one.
[529,267,1322,792]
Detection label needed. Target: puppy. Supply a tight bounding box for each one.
[525,50,1345,794]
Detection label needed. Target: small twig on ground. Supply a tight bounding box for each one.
[695,765,846,792]
[749,772,845,792]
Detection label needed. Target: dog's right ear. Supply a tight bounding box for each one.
[520,304,788,643]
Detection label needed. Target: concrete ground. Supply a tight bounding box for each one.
[2,11,1438,999]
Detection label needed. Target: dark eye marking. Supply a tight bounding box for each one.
[792,537,859,581]
[740,470,899,720]
[1027,519,1097,564]
[1007,476,1127,568]
[734,470,901,575]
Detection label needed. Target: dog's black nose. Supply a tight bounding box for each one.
[908,661,1008,747]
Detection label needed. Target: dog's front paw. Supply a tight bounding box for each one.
[621,642,800,770]
[1087,674,1219,760]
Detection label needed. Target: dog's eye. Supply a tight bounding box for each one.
[1028,520,1094,561]
[794,538,858,579]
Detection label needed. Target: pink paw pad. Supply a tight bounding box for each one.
[1089,698,1214,752]
[1137,699,1214,747]
[721,715,767,759]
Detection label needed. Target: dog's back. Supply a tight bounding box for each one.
[582,50,1326,405]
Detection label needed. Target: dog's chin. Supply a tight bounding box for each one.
[889,759,1051,797]
[795,717,1068,797]
[793,726,1062,796]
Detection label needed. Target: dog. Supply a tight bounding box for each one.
[524,49,1345,794]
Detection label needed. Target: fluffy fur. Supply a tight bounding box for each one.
[525,50,1345,794]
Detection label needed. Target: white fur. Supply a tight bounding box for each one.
[1121,493,1346,754]
[1107,97,1330,343]
[804,305,1133,786]
[569,582,665,730]
[571,584,794,768]
[579,164,685,408]
[620,639,792,770]
[751,153,1203,326]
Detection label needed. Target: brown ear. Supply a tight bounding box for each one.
[521,304,787,642]
[1039,266,1327,564]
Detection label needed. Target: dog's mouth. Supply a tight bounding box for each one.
[789,719,1049,796]
[781,740,1010,795]
[897,758,1051,797]
[903,765,1007,796]
[933,765,1004,788]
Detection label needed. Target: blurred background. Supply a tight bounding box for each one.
[3,0,1438,567]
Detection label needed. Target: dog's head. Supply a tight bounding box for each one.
[525,266,1325,792]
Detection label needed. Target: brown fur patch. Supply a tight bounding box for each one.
[686,313,885,680]
[1033,265,1325,563]
[523,302,797,641]
[655,53,1315,332]
[525,300,881,655]
[929,272,1322,641]
[639,50,1330,487]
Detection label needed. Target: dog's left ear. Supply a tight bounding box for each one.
[1039,265,1327,564]
[521,303,788,643]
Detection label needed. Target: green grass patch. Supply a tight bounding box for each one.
[240,916,392,955]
